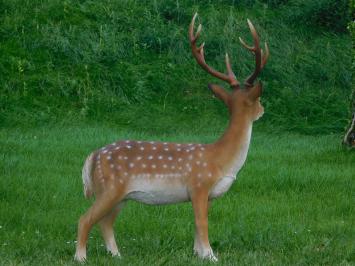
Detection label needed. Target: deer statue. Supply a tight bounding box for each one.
[75,12,269,262]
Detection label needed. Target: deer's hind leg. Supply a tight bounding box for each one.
[99,202,125,257]
[75,189,125,262]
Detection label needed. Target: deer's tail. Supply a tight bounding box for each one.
[82,153,95,198]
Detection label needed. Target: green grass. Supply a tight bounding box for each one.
[0,125,354,265]
[0,0,352,134]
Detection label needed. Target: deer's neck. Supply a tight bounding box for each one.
[213,114,252,177]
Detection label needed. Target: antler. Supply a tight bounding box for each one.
[239,19,269,87]
[189,13,269,89]
[189,13,240,88]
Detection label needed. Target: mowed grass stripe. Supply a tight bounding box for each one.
[0,126,354,265]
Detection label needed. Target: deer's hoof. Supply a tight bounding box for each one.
[74,250,86,263]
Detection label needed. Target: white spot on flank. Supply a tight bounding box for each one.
[126,145,132,149]
[158,155,163,160]
[152,165,156,169]
[163,164,167,168]
[125,140,130,143]
[142,164,147,168]
[168,156,173,160]
[188,155,193,160]
[129,163,134,168]
[116,165,122,170]
[202,162,207,167]
[137,141,142,144]
[124,156,128,160]
[148,155,153,160]
[152,146,157,150]
[140,147,145,151]
[102,150,108,154]
[178,158,182,162]
[164,148,169,151]
[107,156,112,160]
[171,166,175,169]
[119,179,124,183]
[177,148,181,151]
[115,147,120,150]
[110,164,114,169]
[124,172,128,176]
[208,173,212,177]
[136,156,142,160]
[196,161,201,165]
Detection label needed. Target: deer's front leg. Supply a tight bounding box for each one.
[191,191,218,262]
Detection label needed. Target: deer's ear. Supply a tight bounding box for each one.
[208,84,230,106]
[248,81,263,101]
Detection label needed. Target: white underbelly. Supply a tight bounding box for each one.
[124,176,236,204]
[209,176,235,199]
[125,179,189,205]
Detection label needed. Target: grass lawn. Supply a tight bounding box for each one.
[0,125,354,265]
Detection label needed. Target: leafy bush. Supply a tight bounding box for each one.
[283,0,350,32]
[259,0,290,7]
[0,0,352,134]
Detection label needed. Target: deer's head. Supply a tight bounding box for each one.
[189,13,269,122]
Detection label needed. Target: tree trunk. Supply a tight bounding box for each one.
[344,14,354,148]
[343,90,355,148]
[344,99,355,148]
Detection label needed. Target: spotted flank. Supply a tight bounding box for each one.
[92,140,211,186]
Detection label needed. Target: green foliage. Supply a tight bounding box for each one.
[0,126,354,264]
[349,1,355,115]
[282,0,350,32]
[0,0,352,134]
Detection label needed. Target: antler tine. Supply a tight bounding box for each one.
[189,13,198,43]
[238,37,254,51]
[225,53,239,87]
[262,42,269,68]
[189,13,239,88]
[239,19,269,87]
